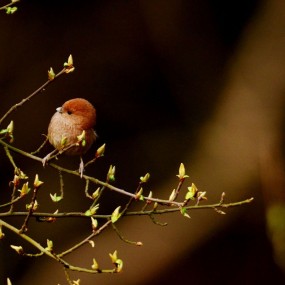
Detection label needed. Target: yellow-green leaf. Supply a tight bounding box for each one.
[111,206,121,223]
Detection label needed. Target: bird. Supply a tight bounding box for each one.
[42,98,97,177]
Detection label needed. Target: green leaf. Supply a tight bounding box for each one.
[50,193,63,202]
[64,54,75,73]
[46,239,53,251]
[109,250,118,263]
[95,143,106,158]
[10,245,23,254]
[34,174,44,188]
[111,206,121,223]
[180,207,191,219]
[92,188,100,199]
[185,183,198,200]
[135,187,143,200]
[140,173,150,183]
[18,182,30,196]
[176,163,189,180]
[6,7,18,14]
[91,217,98,230]
[85,204,99,216]
[107,165,116,182]
[48,67,55,80]
[91,258,99,270]
[115,258,123,272]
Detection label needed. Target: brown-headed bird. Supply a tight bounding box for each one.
[43,98,97,177]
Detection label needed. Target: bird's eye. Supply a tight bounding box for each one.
[67,110,72,115]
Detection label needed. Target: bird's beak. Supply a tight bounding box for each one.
[56,107,63,113]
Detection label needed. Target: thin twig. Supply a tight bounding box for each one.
[0,198,254,219]
[4,145,18,169]
[84,157,98,169]
[0,196,24,209]
[58,170,64,199]
[0,0,20,11]
[0,218,58,260]
[58,219,112,258]
[85,179,93,199]
[112,223,142,246]
[149,213,168,226]
[0,138,185,207]
[0,218,116,274]
[173,178,185,200]
[19,186,40,233]
[0,68,66,126]
[30,136,48,155]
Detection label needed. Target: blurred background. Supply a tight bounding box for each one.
[0,0,285,284]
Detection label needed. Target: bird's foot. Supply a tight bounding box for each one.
[79,156,85,178]
[42,149,58,167]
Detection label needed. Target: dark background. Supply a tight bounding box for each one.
[1,0,285,284]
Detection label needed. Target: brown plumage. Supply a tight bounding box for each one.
[48,98,96,155]
[44,98,97,176]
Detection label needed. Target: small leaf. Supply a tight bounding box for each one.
[109,250,123,272]
[135,187,143,200]
[91,217,98,230]
[92,188,100,199]
[91,258,99,270]
[107,165,116,182]
[109,250,118,263]
[46,239,53,251]
[26,200,38,211]
[89,240,95,248]
[185,183,198,200]
[34,174,44,188]
[146,191,153,204]
[48,67,55,80]
[0,225,5,239]
[64,54,75,73]
[140,173,150,183]
[95,143,105,158]
[0,121,14,142]
[85,204,100,216]
[115,259,123,272]
[67,54,73,66]
[50,193,63,202]
[18,182,30,197]
[6,6,17,14]
[168,189,176,202]
[6,121,14,142]
[77,130,86,147]
[176,163,189,180]
[17,169,28,180]
[111,206,121,223]
[180,207,191,219]
[72,280,80,285]
[10,245,23,254]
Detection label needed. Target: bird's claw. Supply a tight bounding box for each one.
[42,154,51,167]
[79,157,85,178]
[42,149,58,167]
